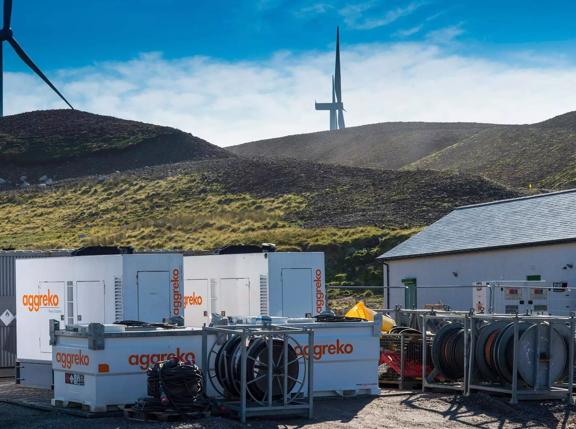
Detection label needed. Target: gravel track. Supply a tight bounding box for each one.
[0,382,574,429]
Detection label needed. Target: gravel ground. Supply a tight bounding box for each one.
[0,381,574,429]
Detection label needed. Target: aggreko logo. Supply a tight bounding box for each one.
[128,347,196,370]
[315,269,325,313]
[172,269,181,316]
[55,351,90,369]
[294,339,353,360]
[22,289,60,312]
[183,293,203,308]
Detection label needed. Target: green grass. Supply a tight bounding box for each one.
[0,174,417,285]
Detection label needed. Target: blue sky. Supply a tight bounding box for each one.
[5,1,576,145]
[10,0,576,69]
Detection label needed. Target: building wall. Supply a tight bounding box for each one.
[385,242,576,310]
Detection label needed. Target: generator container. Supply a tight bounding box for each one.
[16,253,183,388]
[206,316,381,398]
[51,323,205,412]
[278,318,380,396]
[183,251,325,327]
[473,280,576,315]
[0,250,69,371]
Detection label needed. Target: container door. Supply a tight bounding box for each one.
[281,269,313,317]
[37,281,65,354]
[137,271,170,322]
[75,281,105,324]
[184,279,209,327]
[219,278,251,317]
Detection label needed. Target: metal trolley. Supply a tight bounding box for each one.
[468,313,575,404]
[202,322,314,423]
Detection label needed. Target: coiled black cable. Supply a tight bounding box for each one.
[141,358,209,416]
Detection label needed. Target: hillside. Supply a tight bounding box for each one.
[0,110,231,185]
[407,112,576,189]
[229,122,499,169]
[0,158,519,285]
[229,112,576,190]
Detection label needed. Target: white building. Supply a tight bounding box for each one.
[379,189,576,310]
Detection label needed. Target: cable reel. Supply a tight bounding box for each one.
[473,320,569,387]
[207,332,307,405]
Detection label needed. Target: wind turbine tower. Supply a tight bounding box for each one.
[315,27,345,130]
[0,0,73,117]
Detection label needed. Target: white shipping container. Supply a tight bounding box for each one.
[183,252,326,327]
[16,253,183,387]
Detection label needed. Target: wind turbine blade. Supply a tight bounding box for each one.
[334,26,342,103]
[9,37,74,109]
[3,0,12,29]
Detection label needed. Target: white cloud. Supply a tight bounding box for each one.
[426,24,465,44]
[340,1,425,30]
[295,2,333,17]
[394,25,423,37]
[5,42,576,146]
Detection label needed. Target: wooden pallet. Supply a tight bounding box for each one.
[123,405,209,422]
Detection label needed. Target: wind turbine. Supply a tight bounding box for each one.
[0,0,73,117]
[315,27,345,131]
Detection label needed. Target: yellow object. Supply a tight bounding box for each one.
[345,301,395,333]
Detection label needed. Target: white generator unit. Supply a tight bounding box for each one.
[51,323,205,412]
[51,317,380,412]
[472,280,575,315]
[183,251,326,327]
[263,317,380,397]
[16,252,183,388]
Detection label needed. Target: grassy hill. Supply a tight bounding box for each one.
[230,112,576,190]
[0,110,231,185]
[229,122,499,170]
[0,157,519,285]
[407,112,576,189]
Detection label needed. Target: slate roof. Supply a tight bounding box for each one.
[379,189,576,261]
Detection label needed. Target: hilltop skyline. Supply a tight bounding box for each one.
[4,0,576,145]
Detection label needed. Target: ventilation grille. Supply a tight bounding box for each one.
[259,275,269,316]
[114,277,124,322]
[210,279,218,314]
[66,281,74,325]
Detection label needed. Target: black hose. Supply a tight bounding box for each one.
[145,359,208,415]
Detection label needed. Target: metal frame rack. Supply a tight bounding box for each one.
[202,323,314,424]
[377,308,470,390]
[468,313,575,404]
[379,330,426,389]
[421,312,470,394]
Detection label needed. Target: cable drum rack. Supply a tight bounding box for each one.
[379,329,427,389]
[201,323,314,424]
[468,313,575,404]
[421,311,472,394]
[377,308,469,390]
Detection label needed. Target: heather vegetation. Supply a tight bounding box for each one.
[0,173,416,285]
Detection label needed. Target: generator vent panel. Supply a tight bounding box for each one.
[66,281,74,325]
[210,279,217,314]
[114,277,123,322]
[259,274,269,316]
